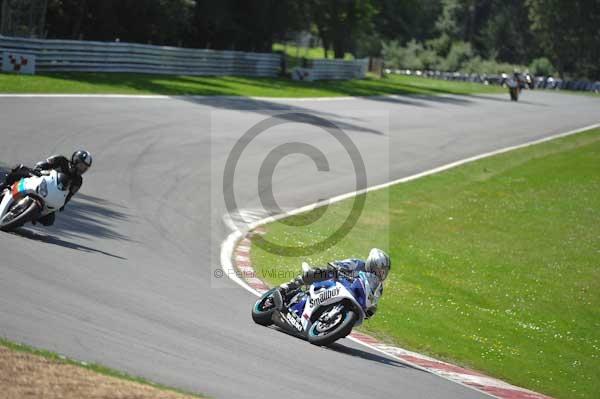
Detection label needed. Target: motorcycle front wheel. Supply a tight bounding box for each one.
[252,288,278,326]
[307,303,357,346]
[0,197,40,232]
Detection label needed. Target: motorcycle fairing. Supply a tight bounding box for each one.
[0,171,68,221]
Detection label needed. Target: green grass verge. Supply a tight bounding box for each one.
[272,43,353,68]
[0,72,503,96]
[0,337,206,398]
[273,43,354,61]
[251,128,600,399]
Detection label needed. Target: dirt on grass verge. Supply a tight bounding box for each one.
[0,346,199,399]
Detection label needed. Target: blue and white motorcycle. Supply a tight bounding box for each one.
[252,263,382,346]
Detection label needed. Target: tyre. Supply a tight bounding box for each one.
[307,303,358,347]
[252,288,277,326]
[0,197,40,232]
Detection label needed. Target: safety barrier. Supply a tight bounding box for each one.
[0,35,282,76]
[292,58,368,81]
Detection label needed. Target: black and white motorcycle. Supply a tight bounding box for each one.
[0,170,68,231]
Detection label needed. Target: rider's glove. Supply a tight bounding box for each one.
[59,206,65,212]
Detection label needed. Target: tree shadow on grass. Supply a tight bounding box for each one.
[43,72,239,96]
[42,72,478,106]
[41,71,491,98]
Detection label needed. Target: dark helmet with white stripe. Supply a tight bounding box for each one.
[71,150,92,176]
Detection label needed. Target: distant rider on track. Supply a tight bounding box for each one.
[0,150,92,226]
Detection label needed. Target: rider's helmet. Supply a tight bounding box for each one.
[365,248,391,281]
[71,150,92,176]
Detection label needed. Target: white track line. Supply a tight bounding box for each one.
[0,93,362,101]
[219,122,598,398]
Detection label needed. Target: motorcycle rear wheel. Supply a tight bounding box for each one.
[0,197,40,232]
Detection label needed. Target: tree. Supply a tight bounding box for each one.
[373,0,442,43]
[309,0,376,58]
[45,0,195,44]
[191,0,307,52]
[529,57,556,76]
[527,0,600,79]
[480,0,535,64]
[1,0,48,37]
[439,40,472,70]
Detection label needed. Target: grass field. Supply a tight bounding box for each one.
[250,128,600,399]
[0,72,503,96]
[0,338,203,398]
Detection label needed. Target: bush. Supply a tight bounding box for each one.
[426,34,452,57]
[439,41,473,71]
[382,39,423,70]
[529,57,556,76]
[381,38,527,75]
[419,48,442,70]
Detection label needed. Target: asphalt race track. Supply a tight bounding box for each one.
[1,91,599,398]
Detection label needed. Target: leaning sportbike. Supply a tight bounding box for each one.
[252,266,382,346]
[0,170,68,231]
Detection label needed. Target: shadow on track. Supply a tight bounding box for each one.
[9,228,126,260]
[366,93,473,107]
[267,325,422,370]
[0,177,130,258]
[180,96,386,135]
[0,165,11,180]
[50,193,132,242]
[326,341,424,371]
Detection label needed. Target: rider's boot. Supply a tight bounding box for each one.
[275,264,338,310]
[275,276,304,310]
